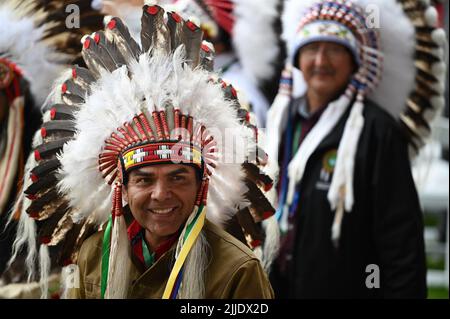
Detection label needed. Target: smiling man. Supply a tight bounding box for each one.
[124,164,200,252]
[72,159,274,299]
[263,0,446,298]
[55,5,274,299]
[298,41,356,114]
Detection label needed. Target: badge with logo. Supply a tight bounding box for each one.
[316,149,337,191]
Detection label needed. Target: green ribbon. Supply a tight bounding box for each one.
[292,122,302,154]
[100,216,113,299]
[142,236,155,268]
[184,204,203,242]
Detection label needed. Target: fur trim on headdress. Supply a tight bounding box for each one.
[232,0,281,85]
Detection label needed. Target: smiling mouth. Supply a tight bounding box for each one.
[149,207,177,215]
[314,72,334,76]
[312,69,334,75]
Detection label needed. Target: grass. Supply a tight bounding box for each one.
[427,256,446,270]
[424,213,440,227]
[428,286,449,299]
[424,210,447,298]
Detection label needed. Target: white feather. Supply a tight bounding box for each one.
[327,99,365,211]
[264,91,289,180]
[110,2,143,43]
[39,245,51,299]
[40,68,74,112]
[24,215,38,283]
[282,0,318,61]
[232,0,280,84]
[431,96,445,110]
[188,16,201,28]
[261,215,280,273]
[423,108,437,123]
[178,231,209,298]
[91,0,103,10]
[145,0,159,6]
[207,165,247,225]
[359,0,415,121]
[103,15,114,27]
[7,195,35,276]
[432,29,448,48]
[425,6,438,27]
[263,66,294,188]
[432,61,447,76]
[7,153,38,282]
[105,214,130,298]
[60,265,77,299]
[32,130,43,149]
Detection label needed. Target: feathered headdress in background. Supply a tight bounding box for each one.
[0,0,104,106]
[0,0,105,292]
[0,0,72,215]
[178,0,283,85]
[266,0,447,244]
[172,0,284,116]
[10,4,275,298]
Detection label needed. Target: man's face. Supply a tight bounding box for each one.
[123,164,200,244]
[298,41,356,100]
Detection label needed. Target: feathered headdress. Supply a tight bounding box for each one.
[0,0,103,220]
[172,0,283,98]
[267,0,447,244]
[10,4,275,298]
[0,0,104,106]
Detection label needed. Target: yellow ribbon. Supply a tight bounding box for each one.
[162,207,207,299]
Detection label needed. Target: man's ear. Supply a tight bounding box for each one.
[122,183,128,201]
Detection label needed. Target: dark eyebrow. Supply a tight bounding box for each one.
[130,170,155,178]
[131,167,190,177]
[168,167,190,176]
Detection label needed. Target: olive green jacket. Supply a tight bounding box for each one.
[70,220,274,299]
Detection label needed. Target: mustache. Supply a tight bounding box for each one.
[311,68,335,75]
[147,204,179,210]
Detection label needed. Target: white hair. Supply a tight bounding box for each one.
[178,231,210,299]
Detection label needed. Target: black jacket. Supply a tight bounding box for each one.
[270,99,427,298]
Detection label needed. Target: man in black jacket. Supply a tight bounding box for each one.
[265,0,446,298]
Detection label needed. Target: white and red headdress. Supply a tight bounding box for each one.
[267,0,447,244]
[11,5,275,298]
